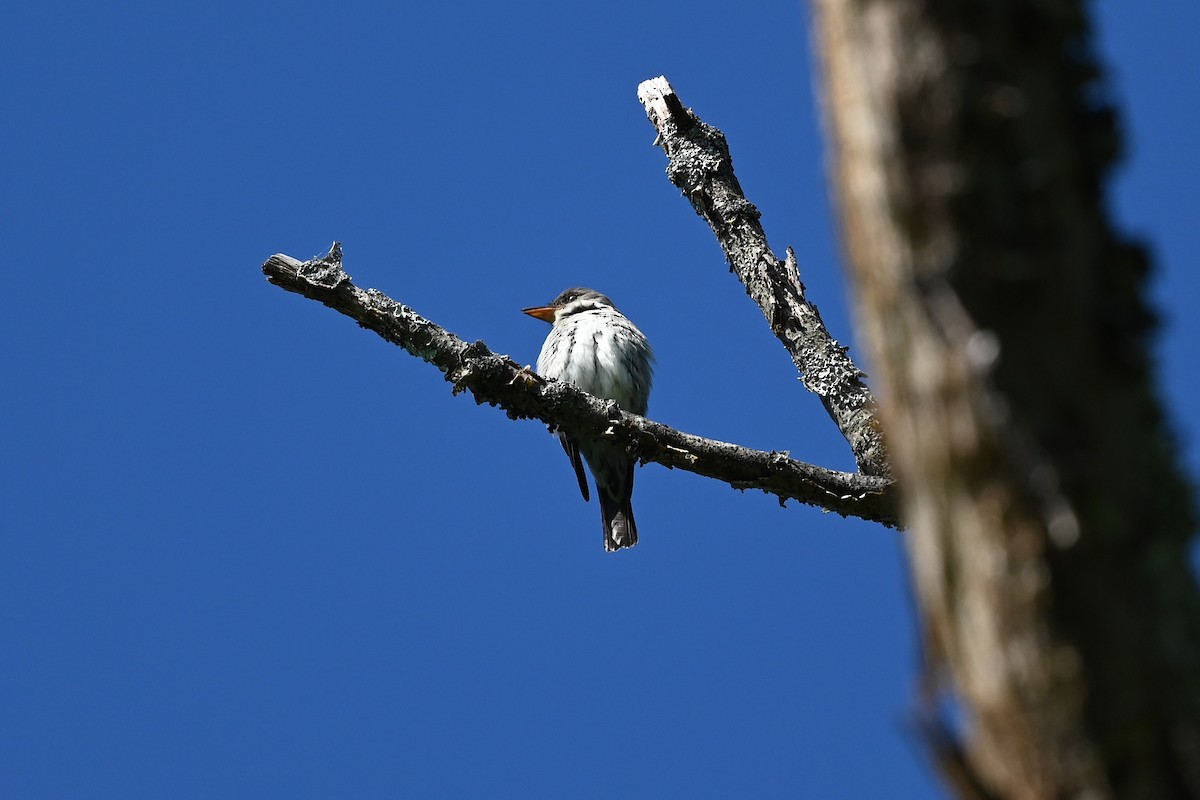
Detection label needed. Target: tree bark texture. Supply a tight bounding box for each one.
[811,1,1200,797]
[637,77,890,477]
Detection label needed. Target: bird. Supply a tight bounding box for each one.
[523,288,654,552]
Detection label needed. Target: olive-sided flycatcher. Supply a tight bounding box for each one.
[523,288,654,551]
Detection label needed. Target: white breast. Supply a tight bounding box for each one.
[537,309,653,415]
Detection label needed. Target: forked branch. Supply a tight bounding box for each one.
[262,244,898,527]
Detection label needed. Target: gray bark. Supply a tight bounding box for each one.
[638,77,890,478]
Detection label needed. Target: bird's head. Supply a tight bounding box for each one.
[522,287,615,323]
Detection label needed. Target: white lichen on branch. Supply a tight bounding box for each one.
[637,76,889,477]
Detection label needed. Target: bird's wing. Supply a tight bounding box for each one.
[559,435,590,502]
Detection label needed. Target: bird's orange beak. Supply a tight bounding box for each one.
[522,305,557,323]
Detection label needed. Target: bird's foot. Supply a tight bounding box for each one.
[510,365,546,388]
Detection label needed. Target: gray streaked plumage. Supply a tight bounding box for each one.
[524,288,654,551]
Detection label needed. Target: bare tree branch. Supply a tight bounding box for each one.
[262,244,899,527]
[637,76,889,477]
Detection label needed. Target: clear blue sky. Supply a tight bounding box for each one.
[2,2,1195,797]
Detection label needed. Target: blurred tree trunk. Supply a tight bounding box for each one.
[810,1,1200,797]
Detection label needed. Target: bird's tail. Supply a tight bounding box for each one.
[599,492,638,552]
